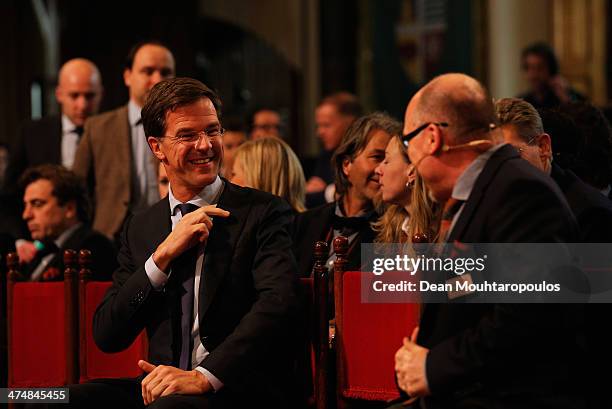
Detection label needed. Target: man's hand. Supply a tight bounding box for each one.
[16,240,37,264]
[153,205,230,272]
[139,360,212,405]
[395,327,431,397]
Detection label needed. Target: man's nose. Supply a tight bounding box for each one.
[195,134,213,151]
[150,71,163,86]
[22,206,32,221]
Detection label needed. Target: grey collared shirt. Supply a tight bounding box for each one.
[127,100,159,213]
[144,176,224,390]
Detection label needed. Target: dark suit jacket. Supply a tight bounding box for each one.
[92,182,299,406]
[417,145,585,409]
[25,225,116,281]
[6,115,62,191]
[551,163,612,242]
[293,202,377,278]
[73,106,132,240]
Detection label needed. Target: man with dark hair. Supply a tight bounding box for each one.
[60,77,298,409]
[395,73,585,408]
[220,115,246,178]
[249,107,282,140]
[557,101,612,196]
[306,92,363,206]
[518,42,584,109]
[294,112,400,277]
[73,41,175,241]
[18,164,115,281]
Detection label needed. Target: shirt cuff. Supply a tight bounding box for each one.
[195,366,224,392]
[144,255,169,290]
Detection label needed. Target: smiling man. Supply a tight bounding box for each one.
[60,78,299,409]
[294,112,400,277]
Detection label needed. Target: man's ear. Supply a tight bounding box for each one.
[64,200,77,220]
[123,68,132,88]
[148,137,166,161]
[342,157,352,178]
[538,133,552,159]
[428,124,443,155]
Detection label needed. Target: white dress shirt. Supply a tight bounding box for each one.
[144,176,224,391]
[60,115,80,169]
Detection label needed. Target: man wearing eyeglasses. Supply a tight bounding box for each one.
[58,78,299,409]
[495,97,612,243]
[394,74,584,408]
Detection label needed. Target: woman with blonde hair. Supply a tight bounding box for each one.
[374,135,439,243]
[230,137,306,212]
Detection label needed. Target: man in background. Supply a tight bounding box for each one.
[6,58,103,187]
[73,41,175,241]
[19,164,115,281]
[518,42,584,109]
[306,92,362,207]
[249,107,282,140]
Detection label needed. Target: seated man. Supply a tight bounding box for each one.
[294,112,401,277]
[19,164,115,281]
[61,78,298,409]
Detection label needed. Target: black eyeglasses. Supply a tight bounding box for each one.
[402,122,448,148]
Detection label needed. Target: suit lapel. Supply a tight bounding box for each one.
[199,181,250,317]
[448,145,519,242]
[114,106,132,185]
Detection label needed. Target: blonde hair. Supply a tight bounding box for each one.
[234,137,306,212]
[373,137,440,243]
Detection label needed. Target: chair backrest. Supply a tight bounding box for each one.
[6,251,78,387]
[332,237,419,403]
[78,250,147,381]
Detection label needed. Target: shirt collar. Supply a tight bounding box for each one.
[61,114,77,135]
[54,223,82,248]
[127,100,142,127]
[168,176,224,215]
[451,143,507,202]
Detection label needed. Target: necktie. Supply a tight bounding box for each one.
[438,198,464,243]
[176,203,199,370]
[73,126,84,138]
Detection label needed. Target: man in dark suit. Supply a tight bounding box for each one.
[495,97,612,242]
[394,74,586,408]
[6,58,103,188]
[61,78,298,409]
[73,42,175,241]
[294,112,401,277]
[19,164,115,281]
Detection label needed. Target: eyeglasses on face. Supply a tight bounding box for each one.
[401,122,448,149]
[165,127,226,144]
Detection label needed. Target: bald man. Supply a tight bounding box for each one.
[6,58,103,188]
[394,73,585,408]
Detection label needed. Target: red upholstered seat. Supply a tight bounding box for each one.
[9,282,72,387]
[79,281,147,382]
[339,271,419,401]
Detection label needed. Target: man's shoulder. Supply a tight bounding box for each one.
[85,105,128,129]
[66,225,113,248]
[295,202,334,222]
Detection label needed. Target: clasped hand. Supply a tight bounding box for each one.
[139,360,212,405]
[394,327,431,398]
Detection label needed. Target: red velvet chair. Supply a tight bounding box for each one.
[6,251,78,387]
[77,250,147,382]
[332,237,420,406]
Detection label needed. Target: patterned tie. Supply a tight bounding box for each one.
[176,203,199,370]
[438,198,464,243]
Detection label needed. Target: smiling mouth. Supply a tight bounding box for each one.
[190,158,214,165]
